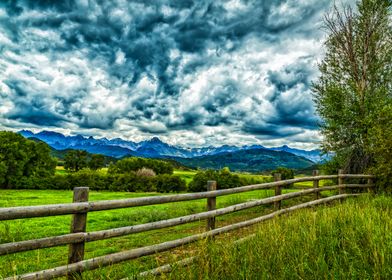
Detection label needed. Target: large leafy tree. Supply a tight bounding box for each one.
[0,131,56,188]
[313,0,392,174]
[88,154,105,170]
[64,150,88,172]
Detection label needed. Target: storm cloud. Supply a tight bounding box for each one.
[0,0,351,149]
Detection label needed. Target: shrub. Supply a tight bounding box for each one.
[188,170,218,192]
[65,169,109,191]
[188,169,243,192]
[155,174,186,193]
[12,170,185,193]
[108,173,142,192]
[136,168,156,177]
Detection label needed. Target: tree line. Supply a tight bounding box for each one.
[0,131,275,192]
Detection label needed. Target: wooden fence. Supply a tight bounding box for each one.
[0,170,375,280]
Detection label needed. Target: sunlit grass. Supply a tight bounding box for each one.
[173,170,196,185]
[168,194,392,280]
[0,187,307,278]
[0,174,353,279]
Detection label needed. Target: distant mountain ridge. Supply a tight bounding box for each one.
[18,130,324,162]
[170,148,315,172]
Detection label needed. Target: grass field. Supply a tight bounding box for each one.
[56,166,109,175]
[174,170,273,185]
[167,194,392,279]
[173,170,196,185]
[0,186,332,279]
[55,166,68,175]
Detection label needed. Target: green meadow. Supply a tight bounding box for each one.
[0,185,332,279]
[1,191,389,279]
[173,170,197,185]
[168,195,392,280]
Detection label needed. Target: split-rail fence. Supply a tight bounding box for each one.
[0,170,375,279]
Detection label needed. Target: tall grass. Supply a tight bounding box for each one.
[166,195,392,280]
[2,191,388,279]
[0,188,295,278]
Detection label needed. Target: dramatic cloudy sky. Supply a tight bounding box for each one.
[0,0,354,149]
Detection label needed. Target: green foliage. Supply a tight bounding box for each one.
[7,169,186,193]
[88,154,105,170]
[155,174,186,193]
[368,104,392,192]
[312,0,392,175]
[0,131,56,188]
[321,155,343,175]
[64,150,88,172]
[108,157,173,175]
[108,173,156,192]
[188,169,259,192]
[0,137,183,192]
[188,170,220,192]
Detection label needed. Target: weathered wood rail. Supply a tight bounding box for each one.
[0,170,375,280]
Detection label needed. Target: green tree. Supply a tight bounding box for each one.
[312,0,392,174]
[64,150,88,172]
[155,174,186,193]
[188,169,242,192]
[368,104,392,191]
[0,131,56,188]
[188,170,218,192]
[88,154,105,170]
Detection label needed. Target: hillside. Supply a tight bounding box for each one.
[171,148,314,172]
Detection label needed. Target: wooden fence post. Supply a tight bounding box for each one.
[274,173,282,210]
[338,169,344,195]
[68,187,89,280]
[206,181,217,231]
[313,170,320,200]
[367,177,374,194]
[338,169,345,203]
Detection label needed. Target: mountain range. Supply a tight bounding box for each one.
[18,130,326,171]
[172,148,315,172]
[18,130,323,161]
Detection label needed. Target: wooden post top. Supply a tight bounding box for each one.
[207,181,217,191]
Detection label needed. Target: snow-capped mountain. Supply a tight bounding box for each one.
[18,130,323,162]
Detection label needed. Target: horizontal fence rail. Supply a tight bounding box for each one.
[0,175,341,221]
[1,185,360,256]
[0,171,375,280]
[6,194,360,280]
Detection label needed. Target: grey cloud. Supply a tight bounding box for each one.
[0,0,343,147]
[243,121,304,138]
[264,57,320,129]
